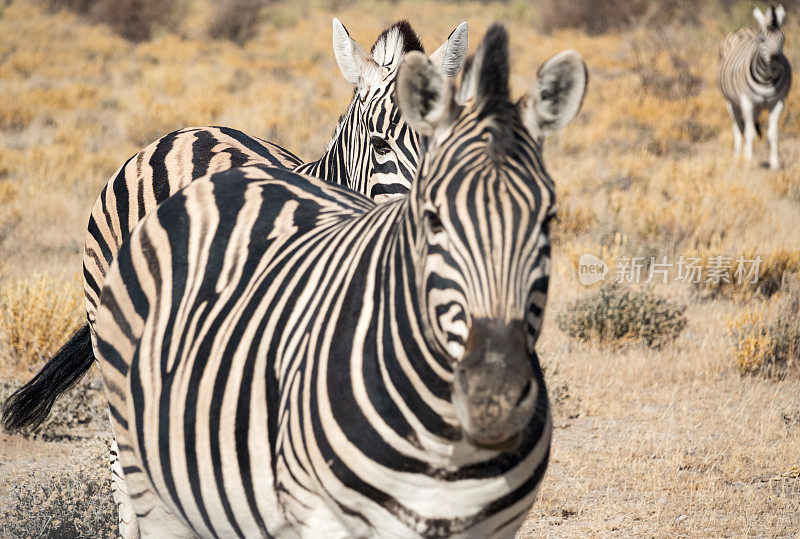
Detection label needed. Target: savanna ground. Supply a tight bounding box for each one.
[1,0,800,536]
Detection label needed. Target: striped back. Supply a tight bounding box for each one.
[83,126,301,331]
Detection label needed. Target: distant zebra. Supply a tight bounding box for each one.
[718,4,791,169]
[3,24,587,537]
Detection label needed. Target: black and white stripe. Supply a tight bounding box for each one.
[83,25,586,536]
[3,24,587,538]
[718,4,791,169]
[7,19,468,538]
[82,20,468,341]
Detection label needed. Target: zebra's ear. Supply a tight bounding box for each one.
[776,4,786,26]
[521,49,587,139]
[429,22,468,78]
[332,18,383,90]
[753,6,767,27]
[397,51,454,137]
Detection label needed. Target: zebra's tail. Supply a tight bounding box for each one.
[2,323,94,434]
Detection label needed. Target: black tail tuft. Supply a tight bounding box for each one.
[2,324,94,434]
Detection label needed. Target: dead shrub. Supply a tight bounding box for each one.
[91,0,185,41]
[39,0,98,14]
[0,274,84,376]
[44,0,186,41]
[631,31,702,100]
[697,250,800,301]
[0,438,116,538]
[538,0,696,35]
[556,284,687,348]
[207,0,268,46]
[728,281,800,379]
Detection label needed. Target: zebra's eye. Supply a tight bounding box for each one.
[425,210,445,235]
[370,136,392,155]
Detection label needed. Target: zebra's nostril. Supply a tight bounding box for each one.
[515,379,532,408]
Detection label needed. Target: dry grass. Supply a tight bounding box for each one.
[728,280,800,378]
[0,0,799,536]
[0,274,84,376]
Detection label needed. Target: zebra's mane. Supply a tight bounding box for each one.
[771,4,781,29]
[371,20,424,68]
[462,24,518,162]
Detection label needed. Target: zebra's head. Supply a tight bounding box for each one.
[332,19,468,202]
[396,25,587,449]
[754,5,786,60]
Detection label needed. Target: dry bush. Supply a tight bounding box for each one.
[0,438,116,538]
[0,275,84,376]
[37,0,186,41]
[91,0,186,42]
[39,0,98,14]
[207,0,268,46]
[728,282,800,379]
[0,374,106,440]
[697,250,800,301]
[556,284,687,348]
[538,0,695,35]
[631,30,702,101]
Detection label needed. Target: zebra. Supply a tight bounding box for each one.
[83,19,468,340]
[4,19,468,538]
[718,4,791,170]
[3,24,588,537]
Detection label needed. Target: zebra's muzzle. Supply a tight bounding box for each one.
[452,319,537,450]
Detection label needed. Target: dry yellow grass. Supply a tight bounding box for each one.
[1,0,799,535]
[0,275,84,376]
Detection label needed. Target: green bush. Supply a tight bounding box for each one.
[557,284,687,348]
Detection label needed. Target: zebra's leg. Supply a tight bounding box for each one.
[110,439,140,538]
[740,96,756,164]
[726,102,743,158]
[767,100,784,170]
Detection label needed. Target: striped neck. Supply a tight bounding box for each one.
[294,96,369,191]
[372,199,463,455]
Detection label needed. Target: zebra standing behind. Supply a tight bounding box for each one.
[82,19,468,341]
[718,4,791,170]
[3,24,587,537]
